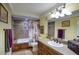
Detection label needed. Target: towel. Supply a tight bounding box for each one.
[9,29,12,48]
[5,29,10,52]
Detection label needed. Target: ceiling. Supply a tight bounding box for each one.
[9,3,63,20]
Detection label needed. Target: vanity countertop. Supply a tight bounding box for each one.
[38,37,76,55]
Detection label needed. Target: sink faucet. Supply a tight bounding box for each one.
[53,39,58,42]
[53,39,61,44]
[55,39,59,43]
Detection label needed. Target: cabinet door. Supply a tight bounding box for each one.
[38,41,62,55]
[12,44,21,52]
[20,43,29,49]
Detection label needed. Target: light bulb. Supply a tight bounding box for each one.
[65,11,72,15]
[62,9,72,15]
[55,16,59,18]
[54,11,60,18]
[51,14,54,18]
[60,13,65,17]
[55,11,60,16]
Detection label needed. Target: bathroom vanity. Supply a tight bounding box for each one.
[38,41,62,55]
[38,37,76,55]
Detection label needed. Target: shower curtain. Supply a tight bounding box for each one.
[28,21,39,43]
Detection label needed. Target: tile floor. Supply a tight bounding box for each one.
[12,49,33,55]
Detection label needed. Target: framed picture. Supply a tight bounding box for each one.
[62,20,70,27]
[0,3,8,23]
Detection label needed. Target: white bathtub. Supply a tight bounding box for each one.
[14,38,30,44]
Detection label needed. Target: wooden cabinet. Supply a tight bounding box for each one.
[38,41,63,55]
[12,43,32,52]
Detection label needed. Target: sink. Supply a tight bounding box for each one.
[48,41,63,47]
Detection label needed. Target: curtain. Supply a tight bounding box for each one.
[28,21,39,42]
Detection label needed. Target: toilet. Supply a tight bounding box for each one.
[30,42,38,52]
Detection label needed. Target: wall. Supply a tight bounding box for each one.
[14,20,29,40]
[39,16,77,41]
[66,3,79,12]
[39,3,79,41]
[0,4,12,54]
[53,3,79,41]
[39,16,48,38]
[55,17,77,41]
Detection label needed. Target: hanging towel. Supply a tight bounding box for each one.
[9,29,12,48]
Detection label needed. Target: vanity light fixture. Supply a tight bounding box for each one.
[50,3,72,19]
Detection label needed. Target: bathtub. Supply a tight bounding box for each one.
[12,38,32,52]
[14,38,29,44]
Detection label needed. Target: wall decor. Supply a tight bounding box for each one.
[62,20,70,27]
[0,3,8,23]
